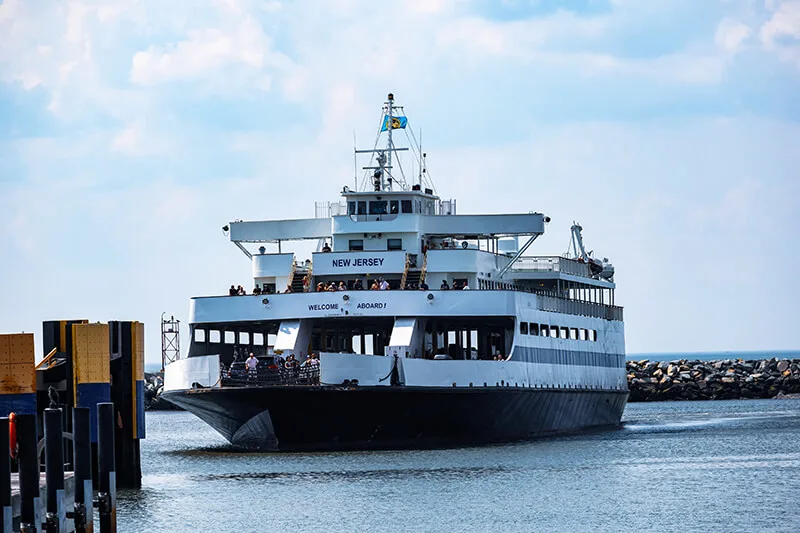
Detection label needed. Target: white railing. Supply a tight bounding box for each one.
[511,256,591,277]
[537,294,623,321]
[315,201,347,218]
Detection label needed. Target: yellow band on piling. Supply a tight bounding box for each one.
[71,323,111,406]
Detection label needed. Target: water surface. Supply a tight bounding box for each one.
[119,399,800,532]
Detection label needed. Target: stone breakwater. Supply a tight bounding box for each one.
[627,358,800,401]
[144,372,181,410]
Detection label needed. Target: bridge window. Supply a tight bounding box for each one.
[570,328,578,340]
[224,331,236,344]
[560,327,568,339]
[348,202,356,215]
[579,329,587,341]
[357,201,367,215]
[540,325,549,337]
[387,238,402,251]
[390,200,399,214]
[589,330,598,342]
[209,330,221,343]
[530,323,539,335]
[349,239,364,251]
[369,201,388,215]
[550,327,558,339]
[239,332,250,345]
[401,200,413,213]
[194,329,206,342]
[253,333,264,346]
[519,322,528,335]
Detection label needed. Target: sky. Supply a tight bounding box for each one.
[1,0,799,366]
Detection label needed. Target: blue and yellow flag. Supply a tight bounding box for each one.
[381,115,408,131]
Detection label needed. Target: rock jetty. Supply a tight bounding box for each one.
[144,372,181,410]
[627,358,800,401]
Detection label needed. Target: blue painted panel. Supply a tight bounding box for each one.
[136,380,146,439]
[77,382,111,442]
[0,393,37,416]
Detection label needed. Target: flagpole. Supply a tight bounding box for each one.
[386,92,393,191]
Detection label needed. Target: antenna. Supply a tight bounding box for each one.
[353,130,357,191]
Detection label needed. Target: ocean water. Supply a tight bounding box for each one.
[119,399,800,532]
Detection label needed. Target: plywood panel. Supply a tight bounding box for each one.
[0,335,9,363]
[133,322,145,380]
[73,323,110,385]
[6,334,34,364]
[0,361,36,394]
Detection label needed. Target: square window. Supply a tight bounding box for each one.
[253,333,264,346]
[357,201,367,215]
[239,332,250,345]
[530,323,539,335]
[541,325,549,337]
[520,322,528,335]
[194,329,206,342]
[369,201,388,215]
[401,200,413,213]
[560,327,568,339]
[570,328,578,340]
[349,239,364,251]
[550,327,558,338]
[224,331,236,344]
[209,330,221,343]
[387,238,402,251]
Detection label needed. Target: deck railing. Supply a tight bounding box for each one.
[221,365,320,387]
[511,256,591,277]
[536,294,623,321]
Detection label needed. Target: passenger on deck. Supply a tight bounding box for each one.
[310,353,320,367]
[440,280,450,290]
[338,281,347,291]
[322,242,332,252]
[370,280,380,290]
[327,282,337,292]
[229,285,237,296]
[246,353,258,375]
[237,285,246,295]
[462,281,470,290]
[253,285,262,295]
[379,278,390,290]
[302,274,310,293]
[353,279,364,290]
[284,285,293,293]
[419,281,429,290]
[316,282,325,292]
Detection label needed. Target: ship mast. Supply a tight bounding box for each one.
[386,92,394,190]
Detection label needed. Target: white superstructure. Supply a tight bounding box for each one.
[168,93,626,397]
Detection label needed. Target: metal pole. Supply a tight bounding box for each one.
[71,408,92,533]
[44,409,66,533]
[16,414,40,533]
[96,403,116,533]
[0,418,11,533]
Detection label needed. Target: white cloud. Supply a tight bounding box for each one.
[130,16,290,86]
[715,18,751,53]
[760,0,800,66]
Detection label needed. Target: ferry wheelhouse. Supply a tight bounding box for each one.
[162,94,627,451]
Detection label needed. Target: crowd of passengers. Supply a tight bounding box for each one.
[228,277,479,295]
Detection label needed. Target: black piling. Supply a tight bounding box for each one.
[96,403,116,533]
[1,418,11,533]
[71,407,92,533]
[43,408,65,533]
[16,413,40,533]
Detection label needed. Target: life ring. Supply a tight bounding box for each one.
[8,412,17,459]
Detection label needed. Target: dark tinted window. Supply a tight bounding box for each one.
[349,240,364,251]
[369,201,388,215]
[401,200,413,213]
[357,201,367,215]
[390,200,399,214]
[387,238,402,250]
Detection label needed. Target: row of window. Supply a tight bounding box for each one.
[349,238,402,251]
[520,322,598,342]
[194,330,272,345]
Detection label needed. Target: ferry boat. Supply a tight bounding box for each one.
[162,93,628,451]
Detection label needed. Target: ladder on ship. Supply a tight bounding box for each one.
[290,263,312,292]
[401,252,427,289]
